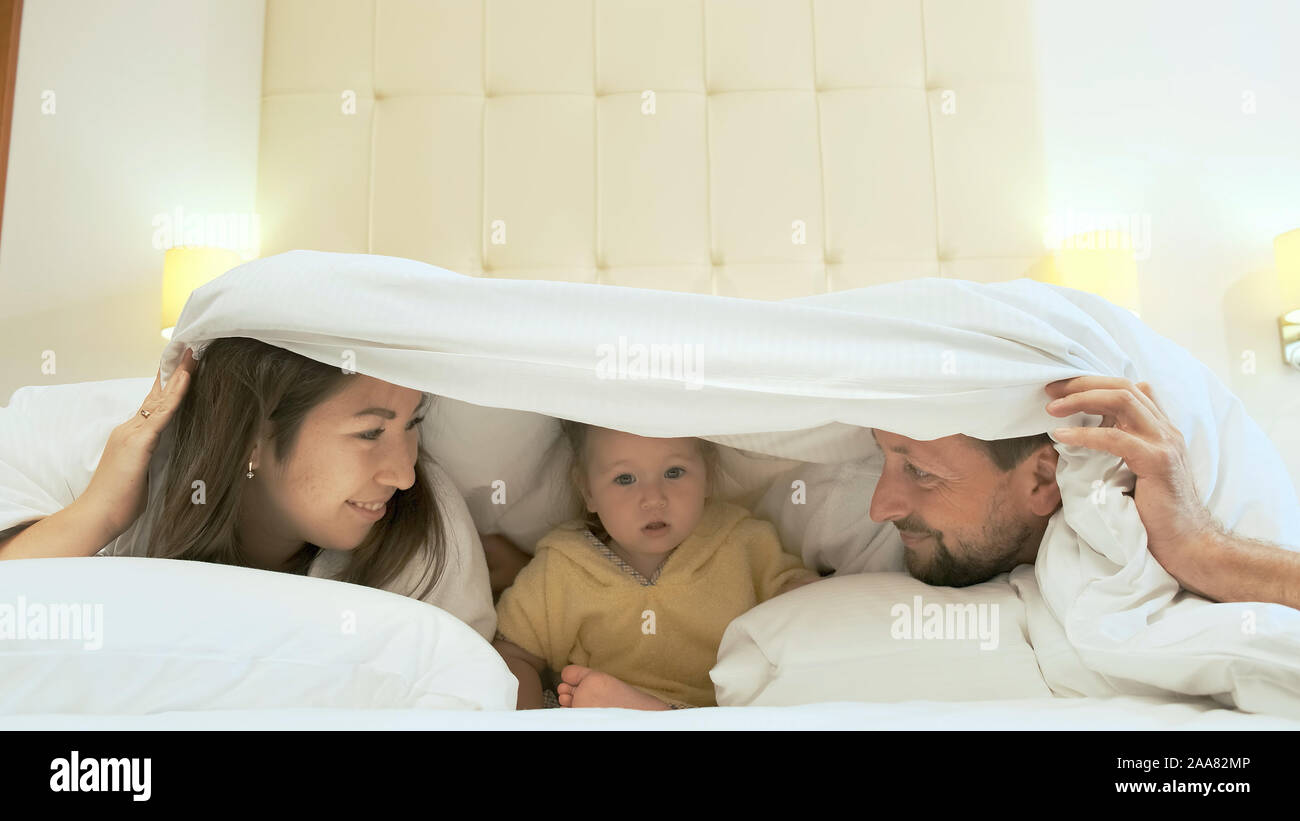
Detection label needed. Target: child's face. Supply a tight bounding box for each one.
[579,428,709,560]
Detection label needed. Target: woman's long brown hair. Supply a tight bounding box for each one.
[147,337,446,599]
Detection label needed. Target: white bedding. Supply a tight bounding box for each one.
[0,557,516,714]
[4,249,1300,723]
[2,696,1296,731]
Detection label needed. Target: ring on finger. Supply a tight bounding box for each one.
[139,409,152,419]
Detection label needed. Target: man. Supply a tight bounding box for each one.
[870,375,1300,609]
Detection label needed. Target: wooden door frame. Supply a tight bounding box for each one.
[0,0,22,245]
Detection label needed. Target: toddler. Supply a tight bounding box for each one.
[492,422,819,710]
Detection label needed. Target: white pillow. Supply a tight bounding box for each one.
[427,396,848,555]
[751,456,905,575]
[711,572,1054,706]
[0,556,517,714]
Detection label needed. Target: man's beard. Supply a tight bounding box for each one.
[897,496,1038,587]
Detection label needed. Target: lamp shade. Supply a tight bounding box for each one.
[1276,228,1300,322]
[1034,231,1141,315]
[160,247,242,338]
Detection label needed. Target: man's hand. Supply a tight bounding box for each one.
[1045,376,1219,595]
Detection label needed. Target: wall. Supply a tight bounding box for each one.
[0,0,1296,486]
[1032,0,1300,486]
[0,0,264,394]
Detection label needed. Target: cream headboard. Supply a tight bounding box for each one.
[258,0,1044,300]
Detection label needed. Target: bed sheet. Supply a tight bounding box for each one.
[4,696,1297,731]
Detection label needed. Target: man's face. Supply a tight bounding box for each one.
[868,430,1042,587]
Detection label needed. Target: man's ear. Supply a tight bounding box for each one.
[1024,443,1062,517]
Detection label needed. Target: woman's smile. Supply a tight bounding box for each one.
[346,499,388,520]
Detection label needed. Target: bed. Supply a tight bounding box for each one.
[3,0,1300,730]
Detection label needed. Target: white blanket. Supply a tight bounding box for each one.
[7,250,1300,716]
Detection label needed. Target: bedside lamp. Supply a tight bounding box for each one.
[1033,230,1141,316]
[160,247,242,340]
[1277,228,1300,369]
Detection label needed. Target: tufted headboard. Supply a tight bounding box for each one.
[258,0,1045,300]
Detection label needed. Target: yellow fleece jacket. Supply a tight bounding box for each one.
[495,499,818,707]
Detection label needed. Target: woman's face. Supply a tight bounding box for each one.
[241,375,428,564]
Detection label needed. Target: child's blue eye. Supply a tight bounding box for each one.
[665,466,685,479]
[614,474,635,486]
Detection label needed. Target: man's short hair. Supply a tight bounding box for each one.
[971,432,1053,472]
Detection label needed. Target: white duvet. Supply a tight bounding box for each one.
[4,250,1300,718]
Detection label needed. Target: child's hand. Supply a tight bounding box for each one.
[493,639,547,710]
[480,532,532,599]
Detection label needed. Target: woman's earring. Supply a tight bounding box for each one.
[246,461,255,479]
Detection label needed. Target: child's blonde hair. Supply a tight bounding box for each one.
[559,419,720,540]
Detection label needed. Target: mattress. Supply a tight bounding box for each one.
[3,695,1296,731]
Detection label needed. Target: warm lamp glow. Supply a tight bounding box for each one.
[160,247,242,339]
[1034,231,1141,315]
[1276,229,1300,368]
[1277,229,1300,309]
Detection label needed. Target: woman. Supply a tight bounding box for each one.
[0,337,494,640]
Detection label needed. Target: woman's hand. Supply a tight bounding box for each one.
[79,349,198,541]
